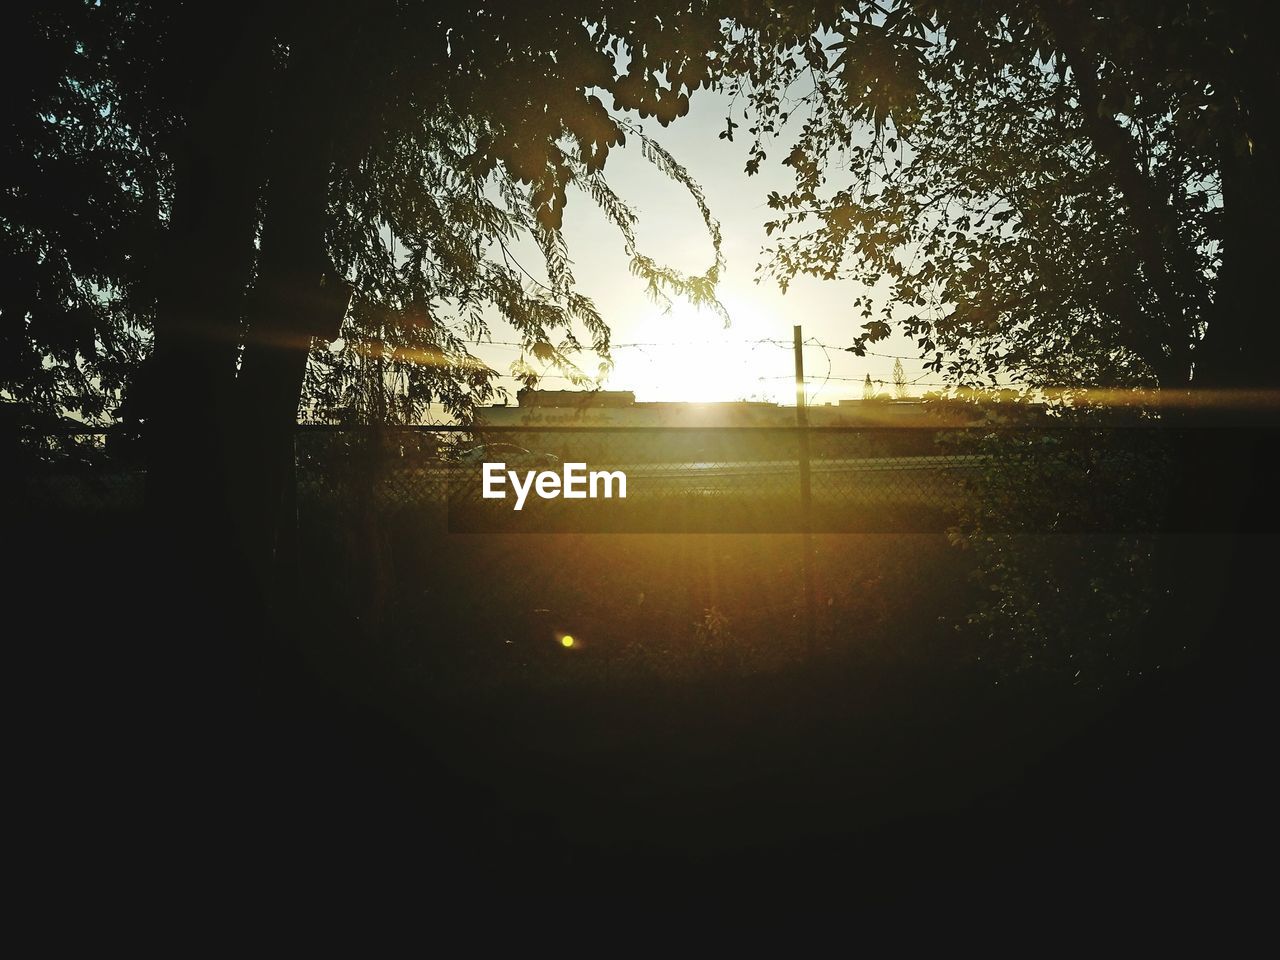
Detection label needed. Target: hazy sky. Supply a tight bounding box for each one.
[475,85,934,406]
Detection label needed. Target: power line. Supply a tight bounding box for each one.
[397,333,984,391]
[487,370,980,390]
[754,370,1006,388]
[453,336,934,362]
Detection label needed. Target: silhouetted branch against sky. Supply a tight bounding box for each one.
[3,2,1275,428]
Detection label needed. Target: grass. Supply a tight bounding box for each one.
[12,495,1216,890]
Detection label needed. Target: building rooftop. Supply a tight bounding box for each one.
[516,388,636,408]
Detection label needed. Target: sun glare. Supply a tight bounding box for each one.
[603,296,789,404]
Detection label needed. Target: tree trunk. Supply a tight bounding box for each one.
[1194,24,1280,394]
[145,19,272,715]
[231,28,348,623]
[141,12,274,844]
[146,9,270,524]
[1041,15,1195,387]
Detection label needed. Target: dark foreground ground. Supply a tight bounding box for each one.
[12,505,1271,903]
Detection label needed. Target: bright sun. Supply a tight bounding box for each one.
[603,296,788,403]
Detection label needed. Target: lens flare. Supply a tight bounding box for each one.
[561,635,575,648]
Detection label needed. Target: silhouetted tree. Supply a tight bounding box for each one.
[892,358,907,398]
[709,1,1276,677]
[1,2,158,423]
[3,1,761,596]
[726,0,1277,394]
[724,4,1277,660]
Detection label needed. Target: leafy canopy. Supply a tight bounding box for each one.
[3,1,752,425]
[723,0,1252,392]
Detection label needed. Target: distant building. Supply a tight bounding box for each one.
[473,389,1003,463]
[517,389,635,408]
[480,390,980,428]
[480,392,789,427]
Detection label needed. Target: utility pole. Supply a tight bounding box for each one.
[794,325,817,659]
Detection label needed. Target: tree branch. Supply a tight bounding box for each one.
[1038,1,1194,386]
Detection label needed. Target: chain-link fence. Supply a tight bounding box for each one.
[8,425,147,512]
[14,422,1175,533]
[296,423,1173,533]
[297,425,970,532]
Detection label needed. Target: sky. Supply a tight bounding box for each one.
[473,85,935,407]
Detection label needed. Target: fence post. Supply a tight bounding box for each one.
[794,325,817,658]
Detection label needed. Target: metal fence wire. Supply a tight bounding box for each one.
[295,424,1172,534]
[16,423,1174,533]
